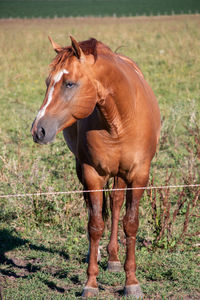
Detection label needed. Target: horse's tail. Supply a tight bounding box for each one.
[102,183,110,222]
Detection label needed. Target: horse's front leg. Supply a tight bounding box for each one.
[82,165,105,298]
[123,167,150,299]
[107,177,126,272]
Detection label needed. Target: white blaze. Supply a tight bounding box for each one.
[36,69,69,121]
[54,69,69,83]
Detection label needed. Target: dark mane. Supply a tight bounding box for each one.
[50,38,113,73]
[79,38,98,60]
[79,38,113,59]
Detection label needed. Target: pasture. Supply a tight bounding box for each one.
[0,15,200,299]
[0,0,200,18]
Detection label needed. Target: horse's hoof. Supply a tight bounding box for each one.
[81,286,99,298]
[124,284,144,299]
[107,261,123,272]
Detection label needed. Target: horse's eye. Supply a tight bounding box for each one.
[65,81,75,89]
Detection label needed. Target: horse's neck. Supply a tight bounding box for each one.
[94,55,135,137]
[97,95,123,137]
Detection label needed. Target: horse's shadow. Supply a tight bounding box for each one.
[0,229,126,297]
[0,228,69,293]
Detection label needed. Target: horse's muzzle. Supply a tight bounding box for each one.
[31,116,58,145]
[33,126,46,144]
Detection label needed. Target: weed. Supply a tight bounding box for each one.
[146,170,200,250]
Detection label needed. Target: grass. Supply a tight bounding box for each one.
[0,15,200,299]
[0,0,200,18]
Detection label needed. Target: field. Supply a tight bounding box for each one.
[0,0,200,18]
[0,15,200,299]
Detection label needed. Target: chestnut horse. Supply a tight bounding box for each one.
[31,36,161,298]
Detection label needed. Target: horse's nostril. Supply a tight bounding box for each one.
[38,126,45,140]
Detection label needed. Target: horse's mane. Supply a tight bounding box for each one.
[50,38,113,72]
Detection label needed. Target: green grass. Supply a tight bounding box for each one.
[0,15,200,299]
[0,0,200,18]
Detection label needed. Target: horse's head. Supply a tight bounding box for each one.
[31,36,99,144]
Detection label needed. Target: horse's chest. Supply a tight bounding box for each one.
[78,131,121,176]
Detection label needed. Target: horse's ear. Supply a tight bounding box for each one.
[48,36,63,53]
[70,36,85,62]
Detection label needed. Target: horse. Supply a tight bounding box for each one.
[31,36,161,298]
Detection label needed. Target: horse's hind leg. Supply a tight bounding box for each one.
[107,177,125,272]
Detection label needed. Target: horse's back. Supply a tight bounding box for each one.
[117,54,144,78]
